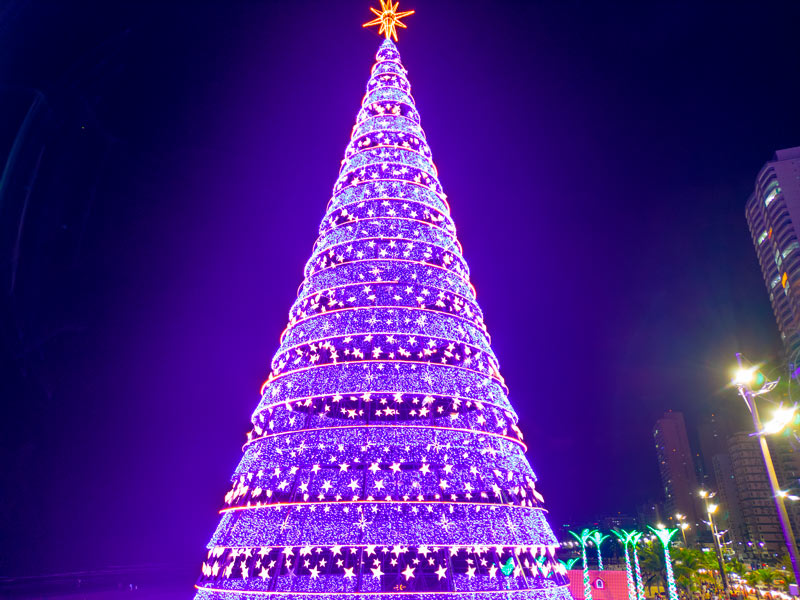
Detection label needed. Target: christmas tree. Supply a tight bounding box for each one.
[194,7,572,600]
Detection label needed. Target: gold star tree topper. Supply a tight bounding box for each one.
[363,0,415,42]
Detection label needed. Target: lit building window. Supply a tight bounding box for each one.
[765,186,782,207]
[783,241,799,258]
[771,276,781,289]
[758,230,768,244]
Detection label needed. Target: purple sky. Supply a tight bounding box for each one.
[1,0,799,579]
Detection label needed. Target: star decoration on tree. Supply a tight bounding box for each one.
[363,0,415,42]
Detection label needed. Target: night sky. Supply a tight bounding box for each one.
[1,0,800,580]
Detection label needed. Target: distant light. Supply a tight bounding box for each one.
[708,503,718,514]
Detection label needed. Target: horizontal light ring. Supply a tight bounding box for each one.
[243,424,525,451]
[220,500,544,515]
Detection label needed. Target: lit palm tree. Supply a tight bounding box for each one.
[612,529,638,600]
[590,530,611,571]
[569,528,595,600]
[649,526,680,600]
[631,531,646,600]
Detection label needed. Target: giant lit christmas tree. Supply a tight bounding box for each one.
[194,4,573,600]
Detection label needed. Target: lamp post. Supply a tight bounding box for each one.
[732,353,800,587]
[699,490,730,596]
[675,513,690,546]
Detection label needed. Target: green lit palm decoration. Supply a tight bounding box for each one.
[649,526,679,600]
[612,529,638,600]
[560,557,581,570]
[631,532,645,600]
[589,530,610,571]
[569,528,595,600]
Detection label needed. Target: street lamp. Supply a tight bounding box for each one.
[676,513,689,546]
[732,353,800,586]
[699,490,730,596]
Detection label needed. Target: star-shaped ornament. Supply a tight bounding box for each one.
[363,0,415,42]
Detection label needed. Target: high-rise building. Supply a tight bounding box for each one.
[698,412,735,487]
[653,411,701,532]
[726,432,782,553]
[726,431,800,556]
[745,146,800,368]
[636,500,664,529]
[711,452,745,545]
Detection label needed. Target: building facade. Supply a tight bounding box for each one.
[712,452,746,545]
[726,431,800,557]
[745,146,800,368]
[653,411,701,533]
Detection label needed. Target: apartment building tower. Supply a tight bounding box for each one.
[745,147,800,368]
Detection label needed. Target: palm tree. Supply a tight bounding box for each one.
[725,557,746,578]
[671,548,707,593]
[638,540,666,596]
[778,554,796,585]
[761,567,787,589]
[746,567,786,591]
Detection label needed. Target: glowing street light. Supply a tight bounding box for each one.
[732,366,759,387]
[759,404,798,435]
[732,353,800,586]
[777,490,800,501]
[699,489,729,595]
[675,513,689,545]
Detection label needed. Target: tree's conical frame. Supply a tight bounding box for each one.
[194,39,573,600]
